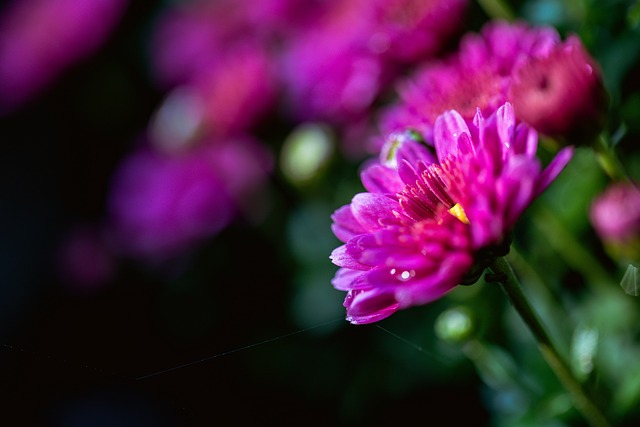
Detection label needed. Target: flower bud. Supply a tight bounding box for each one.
[590,182,640,263]
[509,36,608,144]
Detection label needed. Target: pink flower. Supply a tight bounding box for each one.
[0,0,128,113]
[380,20,562,141]
[370,0,468,62]
[330,103,573,324]
[279,0,467,126]
[590,182,640,262]
[107,136,271,260]
[56,225,115,293]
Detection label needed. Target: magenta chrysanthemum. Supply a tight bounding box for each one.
[379,20,566,142]
[330,103,573,324]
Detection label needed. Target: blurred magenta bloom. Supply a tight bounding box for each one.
[509,35,607,142]
[280,0,467,126]
[590,182,640,261]
[0,0,128,113]
[380,20,561,141]
[56,225,115,293]
[281,33,387,124]
[370,0,468,62]
[108,136,272,260]
[151,4,278,137]
[330,103,573,324]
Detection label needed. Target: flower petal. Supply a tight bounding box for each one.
[331,205,366,243]
[434,109,472,161]
[536,146,573,196]
[351,192,401,231]
[344,289,399,324]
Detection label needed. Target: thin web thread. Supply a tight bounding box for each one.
[4,318,449,382]
[135,318,343,380]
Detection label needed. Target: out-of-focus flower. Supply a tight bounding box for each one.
[281,33,387,124]
[370,0,468,62]
[380,20,563,142]
[151,43,277,147]
[56,225,115,293]
[107,136,271,261]
[0,0,128,113]
[590,182,640,263]
[280,0,467,127]
[509,36,608,143]
[330,103,573,324]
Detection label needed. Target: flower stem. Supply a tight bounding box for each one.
[476,0,515,20]
[488,256,612,427]
[593,133,629,182]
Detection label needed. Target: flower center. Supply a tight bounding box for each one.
[448,203,469,224]
[398,163,468,224]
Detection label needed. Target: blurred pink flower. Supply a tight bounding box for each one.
[107,136,272,260]
[0,0,128,113]
[280,0,467,126]
[370,0,468,62]
[56,225,115,293]
[330,103,573,323]
[590,182,640,262]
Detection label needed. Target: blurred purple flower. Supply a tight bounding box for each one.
[330,103,573,324]
[509,36,608,142]
[280,0,467,127]
[380,20,561,141]
[281,34,387,125]
[151,4,278,138]
[0,0,128,113]
[370,0,468,62]
[107,136,272,260]
[56,225,115,293]
[590,182,640,262]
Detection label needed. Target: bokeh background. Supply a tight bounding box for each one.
[1,0,640,426]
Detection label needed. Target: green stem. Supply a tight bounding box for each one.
[533,205,616,293]
[593,134,629,182]
[489,257,612,427]
[476,0,516,20]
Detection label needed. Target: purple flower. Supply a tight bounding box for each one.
[280,27,387,125]
[0,0,128,113]
[107,136,272,260]
[380,20,561,141]
[330,103,573,324]
[370,0,468,62]
[279,0,467,126]
[590,182,640,262]
[56,224,115,293]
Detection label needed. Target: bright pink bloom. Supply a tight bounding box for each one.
[0,0,128,113]
[331,103,573,323]
[107,136,271,260]
[590,182,640,261]
[380,21,561,141]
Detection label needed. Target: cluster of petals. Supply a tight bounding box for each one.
[331,103,573,324]
[0,0,128,113]
[381,20,605,143]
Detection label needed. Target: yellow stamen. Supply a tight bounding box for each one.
[448,203,469,224]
